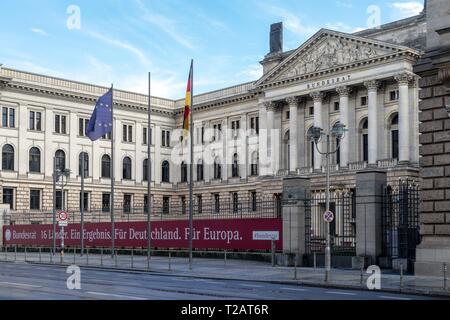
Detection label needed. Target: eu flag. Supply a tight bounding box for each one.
[86,88,113,141]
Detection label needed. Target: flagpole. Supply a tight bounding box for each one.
[81,151,85,256]
[110,84,115,258]
[147,72,152,267]
[188,60,194,270]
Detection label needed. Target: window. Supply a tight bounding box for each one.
[79,118,89,137]
[123,124,133,142]
[196,195,203,214]
[30,189,41,210]
[181,196,186,215]
[390,114,399,159]
[79,192,89,211]
[197,160,204,181]
[162,160,170,183]
[55,191,63,211]
[2,144,14,171]
[286,111,290,120]
[102,193,111,212]
[181,162,187,183]
[101,155,111,178]
[307,127,315,168]
[29,147,41,173]
[231,120,240,138]
[212,124,222,141]
[201,127,205,144]
[143,159,149,181]
[309,106,314,116]
[214,157,222,180]
[250,116,259,135]
[143,127,152,145]
[251,152,259,176]
[251,191,257,212]
[361,96,368,106]
[360,118,369,162]
[54,114,67,134]
[232,153,239,178]
[332,123,342,165]
[101,132,111,140]
[123,157,132,180]
[232,192,239,213]
[123,194,132,213]
[162,130,171,147]
[2,188,14,210]
[214,194,220,214]
[78,152,89,177]
[144,195,149,213]
[2,107,15,128]
[283,131,290,170]
[29,111,42,131]
[334,101,340,111]
[55,150,66,171]
[162,196,170,214]
[390,90,399,101]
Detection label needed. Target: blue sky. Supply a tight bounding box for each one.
[0,0,424,99]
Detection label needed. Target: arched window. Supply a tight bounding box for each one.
[123,157,132,180]
[180,161,187,183]
[283,131,290,170]
[196,159,204,181]
[29,147,41,173]
[390,114,399,160]
[251,152,259,176]
[101,155,111,178]
[143,159,149,182]
[2,144,14,171]
[232,153,239,178]
[55,150,66,171]
[214,157,222,180]
[78,152,89,177]
[360,118,369,162]
[162,160,170,183]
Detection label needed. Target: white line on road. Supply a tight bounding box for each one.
[281,287,307,292]
[0,281,41,289]
[325,291,357,296]
[239,284,263,288]
[86,291,146,300]
[379,295,412,301]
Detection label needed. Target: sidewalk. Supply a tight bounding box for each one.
[1,251,449,298]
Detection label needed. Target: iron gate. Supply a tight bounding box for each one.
[304,189,356,267]
[382,179,421,273]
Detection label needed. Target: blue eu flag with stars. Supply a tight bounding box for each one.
[86,88,113,141]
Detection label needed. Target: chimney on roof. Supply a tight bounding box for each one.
[269,22,283,55]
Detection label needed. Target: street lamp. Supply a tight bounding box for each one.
[52,161,71,256]
[308,123,347,282]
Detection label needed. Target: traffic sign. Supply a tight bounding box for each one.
[58,220,68,227]
[58,211,68,221]
[323,210,334,223]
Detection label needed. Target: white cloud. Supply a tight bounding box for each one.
[236,64,263,81]
[86,31,151,67]
[261,5,318,37]
[31,28,48,36]
[325,22,365,33]
[389,1,424,19]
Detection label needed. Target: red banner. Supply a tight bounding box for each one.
[2,218,282,251]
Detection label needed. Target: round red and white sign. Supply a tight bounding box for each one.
[323,210,334,223]
[58,211,68,221]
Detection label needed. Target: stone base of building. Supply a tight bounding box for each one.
[415,237,450,276]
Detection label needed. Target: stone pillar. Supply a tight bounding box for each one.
[310,92,324,171]
[265,102,276,175]
[286,97,299,172]
[258,102,268,176]
[336,86,352,168]
[395,73,413,164]
[364,80,380,166]
[355,170,387,266]
[281,177,310,266]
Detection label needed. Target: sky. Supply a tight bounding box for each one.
[0,0,425,100]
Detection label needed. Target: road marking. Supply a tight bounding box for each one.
[239,284,263,288]
[0,281,41,289]
[325,291,357,296]
[86,291,146,300]
[281,287,307,292]
[379,295,412,301]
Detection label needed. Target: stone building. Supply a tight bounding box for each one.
[0,10,427,222]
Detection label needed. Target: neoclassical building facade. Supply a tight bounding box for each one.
[0,13,427,216]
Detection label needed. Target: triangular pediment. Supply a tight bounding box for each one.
[256,29,419,87]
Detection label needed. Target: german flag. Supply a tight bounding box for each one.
[183,60,193,136]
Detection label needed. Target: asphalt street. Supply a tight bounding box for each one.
[0,261,439,300]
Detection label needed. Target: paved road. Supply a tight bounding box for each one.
[0,261,438,300]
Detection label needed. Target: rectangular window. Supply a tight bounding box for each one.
[102,193,111,212]
[231,120,240,138]
[79,118,89,137]
[55,191,63,211]
[251,191,257,212]
[61,115,67,134]
[286,111,290,120]
[128,125,133,142]
[79,192,89,211]
[232,192,239,213]
[201,127,205,144]
[122,124,133,142]
[334,101,340,111]
[361,96,368,106]
[124,194,132,213]
[214,194,220,214]
[162,130,170,147]
[196,195,202,214]
[30,189,41,210]
[29,111,42,131]
[2,188,14,210]
[29,111,35,130]
[309,106,314,116]
[2,107,15,128]
[163,196,170,215]
[55,115,67,134]
[390,90,399,101]
[181,196,186,215]
[2,107,7,127]
[101,132,111,140]
[143,127,148,145]
[10,109,15,128]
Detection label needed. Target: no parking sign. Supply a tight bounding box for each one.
[323,210,334,223]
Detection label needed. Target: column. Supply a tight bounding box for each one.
[258,102,268,176]
[364,80,380,166]
[395,73,413,164]
[240,113,248,179]
[154,126,161,184]
[336,86,352,168]
[286,97,299,172]
[265,102,276,175]
[69,111,78,179]
[310,92,324,171]
[44,108,54,178]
